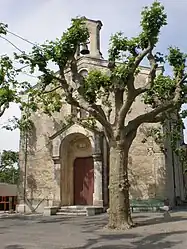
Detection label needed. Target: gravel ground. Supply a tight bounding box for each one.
[0,211,187,248]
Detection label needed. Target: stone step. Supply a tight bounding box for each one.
[56,206,104,216]
[56,206,87,216]
[56,211,87,216]
[58,208,86,212]
[59,206,87,211]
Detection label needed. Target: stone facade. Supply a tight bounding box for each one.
[17,18,186,213]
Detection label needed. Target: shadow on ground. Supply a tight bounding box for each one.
[136,214,187,227]
[38,216,75,224]
[64,230,186,249]
[4,246,25,249]
[70,214,187,249]
[0,215,74,224]
[1,213,187,248]
[77,213,187,233]
[0,215,42,221]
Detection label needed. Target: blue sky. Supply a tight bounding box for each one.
[0,0,187,152]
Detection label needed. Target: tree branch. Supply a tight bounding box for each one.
[132,43,152,74]
[117,93,135,129]
[116,46,154,132]
[127,72,187,130]
[114,89,123,125]
[133,51,158,96]
[117,83,144,132]
[174,73,187,102]
[149,114,164,123]
[76,118,101,133]
[104,91,112,121]
[43,85,61,94]
[128,102,173,130]
[55,57,114,140]
[147,52,158,87]
[0,105,7,117]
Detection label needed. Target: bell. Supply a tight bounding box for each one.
[80,43,90,55]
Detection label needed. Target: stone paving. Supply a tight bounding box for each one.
[0,211,187,248]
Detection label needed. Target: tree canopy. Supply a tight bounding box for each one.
[0,23,32,119]
[0,150,19,184]
[12,2,186,142]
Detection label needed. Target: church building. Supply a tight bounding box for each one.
[17,18,186,214]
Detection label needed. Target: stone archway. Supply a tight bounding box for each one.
[60,133,93,206]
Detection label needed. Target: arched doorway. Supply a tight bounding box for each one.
[60,133,94,206]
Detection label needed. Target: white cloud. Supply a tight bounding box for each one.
[0,0,187,151]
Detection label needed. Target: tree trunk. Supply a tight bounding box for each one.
[108,144,133,229]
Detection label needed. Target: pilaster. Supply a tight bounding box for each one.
[93,133,103,206]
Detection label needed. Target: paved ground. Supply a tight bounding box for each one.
[1,211,187,248]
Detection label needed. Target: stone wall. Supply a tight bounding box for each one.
[18,100,72,211]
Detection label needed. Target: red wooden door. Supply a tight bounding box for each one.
[74,157,94,205]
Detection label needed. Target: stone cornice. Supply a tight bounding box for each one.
[52,156,60,164]
[92,153,102,161]
[49,121,102,141]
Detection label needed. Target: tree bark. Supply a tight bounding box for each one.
[108,144,133,229]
